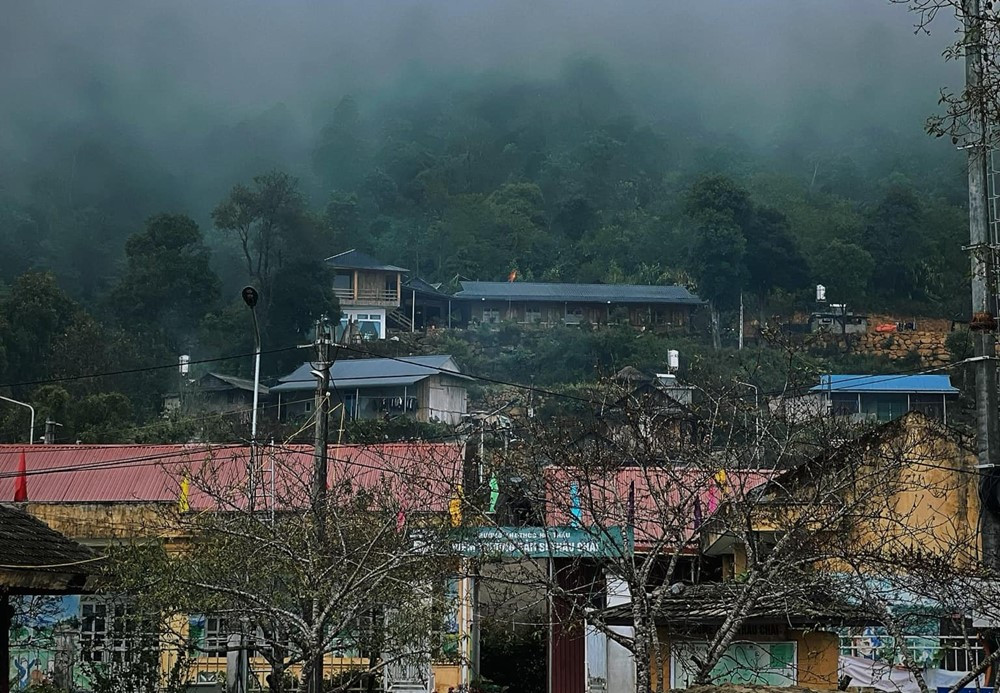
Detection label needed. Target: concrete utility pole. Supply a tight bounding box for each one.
[308,315,333,693]
[964,0,1000,568]
[43,419,59,445]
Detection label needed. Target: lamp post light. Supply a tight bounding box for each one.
[242,287,262,510]
[242,287,262,444]
[0,396,34,445]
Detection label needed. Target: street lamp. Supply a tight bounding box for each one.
[0,396,35,445]
[242,287,262,512]
[242,287,262,445]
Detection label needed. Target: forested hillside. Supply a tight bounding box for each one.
[0,1,976,441]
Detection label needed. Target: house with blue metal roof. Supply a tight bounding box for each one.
[453,280,702,330]
[271,355,469,424]
[810,374,960,423]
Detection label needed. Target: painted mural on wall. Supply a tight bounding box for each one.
[9,595,85,691]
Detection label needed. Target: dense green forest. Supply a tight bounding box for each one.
[0,2,977,441]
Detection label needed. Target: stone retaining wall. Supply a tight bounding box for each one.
[850,331,951,365]
[808,331,954,366]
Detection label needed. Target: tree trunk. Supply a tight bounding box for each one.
[632,605,654,693]
[634,635,653,693]
[710,303,721,350]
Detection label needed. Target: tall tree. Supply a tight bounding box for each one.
[863,183,925,301]
[212,171,312,320]
[111,213,219,348]
[743,205,809,308]
[685,211,746,349]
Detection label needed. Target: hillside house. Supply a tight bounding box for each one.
[326,249,409,340]
[272,355,469,424]
[454,281,702,330]
[813,374,958,423]
[192,372,271,414]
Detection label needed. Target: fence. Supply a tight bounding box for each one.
[840,635,985,672]
[185,657,377,692]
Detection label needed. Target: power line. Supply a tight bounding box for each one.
[0,345,302,390]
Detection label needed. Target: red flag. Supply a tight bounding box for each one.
[14,450,27,502]
[508,269,517,282]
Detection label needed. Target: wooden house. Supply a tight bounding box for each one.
[327,249,409,339]
[454,281,702,330]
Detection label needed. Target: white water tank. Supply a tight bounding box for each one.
[178,354,190,375]
[816,284,827,302]
[667,349,680,372]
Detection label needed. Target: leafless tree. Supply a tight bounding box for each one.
[104,442,465,693]
[467,375,986,693]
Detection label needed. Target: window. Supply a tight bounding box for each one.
[204,615,227,655]
[671,641,796,688]
[333,273,353,292]
[862,394,908,422]
[340,310,385,340]
[525,307,541,324]
[482,309,500,324]
[80,598,154,664]
[80,601,108,662]
[564,306,584,325]
[830,393,859,417]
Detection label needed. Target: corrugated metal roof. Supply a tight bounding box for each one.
[810,374,959,394]
[272,355,466,393]
[201,372,270,395]
[325,249,409,273]
[601,582,873,628]
[404,277,451,298]
[455,281,703,305]
[0,443,463,512]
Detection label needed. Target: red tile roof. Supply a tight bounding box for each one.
[0,443,464,512]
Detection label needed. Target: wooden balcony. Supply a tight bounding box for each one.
[334,287,401,307]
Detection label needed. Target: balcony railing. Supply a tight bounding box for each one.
[333,288,400,305]
[840,634,985,672]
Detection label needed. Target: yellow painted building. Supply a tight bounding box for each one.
[2,443,470,693]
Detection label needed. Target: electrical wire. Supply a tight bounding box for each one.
[0,555,107,570]
[0,345,302,390]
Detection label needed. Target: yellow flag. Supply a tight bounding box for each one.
[714,469,728,494]
[178,475,190,513]
[449,484,463,527]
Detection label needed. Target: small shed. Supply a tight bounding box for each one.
[193,372,271,415]
[0,503,98,693]
[809,311,868,335]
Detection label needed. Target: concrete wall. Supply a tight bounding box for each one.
[851,417,980,566]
